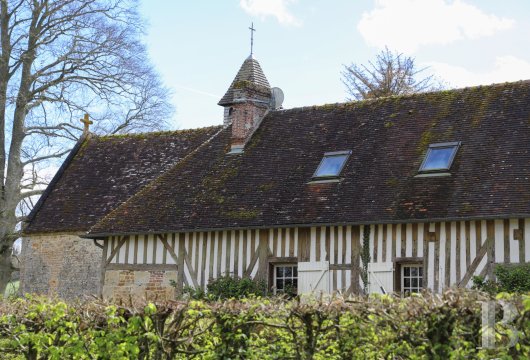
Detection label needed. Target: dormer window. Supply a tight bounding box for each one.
[313,150,351,179]
[419,142,460,172]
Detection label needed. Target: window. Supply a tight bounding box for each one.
[419,142,460,172]
[313,150,351,178]
[274,264,298,295]
[401,264,423,294]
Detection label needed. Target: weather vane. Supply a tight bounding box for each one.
[249,22,256,56]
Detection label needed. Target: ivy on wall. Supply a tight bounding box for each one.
[360,225,371,294]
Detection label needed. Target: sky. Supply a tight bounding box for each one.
[139,0,530,130]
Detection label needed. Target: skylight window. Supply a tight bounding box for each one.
[419,142,460,172]
[313,151,351,178]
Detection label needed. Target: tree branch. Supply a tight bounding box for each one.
[19,189,44,200]
[22,149,71,165]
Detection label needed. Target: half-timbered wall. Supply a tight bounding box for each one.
[102,218,530,300]
[364,219,530,292]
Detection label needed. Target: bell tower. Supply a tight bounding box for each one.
[218,24,272,153]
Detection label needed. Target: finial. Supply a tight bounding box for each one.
[249,22,256,56]
[80,113,93,135]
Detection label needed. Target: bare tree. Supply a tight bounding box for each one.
[0,0,173,294]
[341,47,443,101]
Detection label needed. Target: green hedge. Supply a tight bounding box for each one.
[473,263,530,294]
[174,275,268,300]
[1,290,529,359]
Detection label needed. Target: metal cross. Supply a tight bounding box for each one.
[249,22,256,56]
[80,113,93,134]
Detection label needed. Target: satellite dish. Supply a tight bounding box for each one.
[271,87,284,109]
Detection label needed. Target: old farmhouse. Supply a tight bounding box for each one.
[20,54,530,300]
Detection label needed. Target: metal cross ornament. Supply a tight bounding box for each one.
[249,22,256,56]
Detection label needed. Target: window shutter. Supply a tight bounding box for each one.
[368,262,394,294]
[298,261,329,295]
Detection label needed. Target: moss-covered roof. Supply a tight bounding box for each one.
[24,126,222,234]
[87,80,530,235]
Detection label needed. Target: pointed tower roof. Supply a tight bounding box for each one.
[218,56,271,106]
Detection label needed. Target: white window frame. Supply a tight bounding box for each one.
[273,264,298,295]
[401,264,423,294]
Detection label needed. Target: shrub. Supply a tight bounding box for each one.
[472,263,530,294]
[173,275,267,301]
[496,263,530,293]
[206,275,267,300]
[472,275,500,295]
[181,284,206,300]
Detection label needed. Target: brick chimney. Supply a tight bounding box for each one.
[218,55,272,153]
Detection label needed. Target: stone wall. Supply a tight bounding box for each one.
[102,270,177,302]
[20,233,102,298]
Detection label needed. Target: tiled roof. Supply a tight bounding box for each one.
[218,56,271,106]
[89,80,530,235]
[24,127,222,234]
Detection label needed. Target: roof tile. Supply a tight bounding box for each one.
[218,56,271,106]
[89,81,530,235]
[25,127,222,234]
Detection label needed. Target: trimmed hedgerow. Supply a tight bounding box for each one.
[0,290,529,359]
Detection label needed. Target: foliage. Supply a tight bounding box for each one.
[206,275,267,300]
[1,290,529,359]
[473,263,530,295]
[472,275,500,295]
[341,47,443,101]
[360,225,371,294]
[173,275,268,301]
[180,285,207,301]
[496,263,530,293]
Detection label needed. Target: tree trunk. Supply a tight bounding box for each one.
[0,0,14,297]
[0,3,39,296]
[0,0,172,297]
[0,2,9,190]
[0,247,12,295]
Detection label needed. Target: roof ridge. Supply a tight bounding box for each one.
[96,125,223,140]
[88,126,227,235]
[275,79,530,114]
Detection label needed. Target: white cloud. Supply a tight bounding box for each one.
[240,0,301,26]
[427,56,530,88]
[358,0,515,53]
